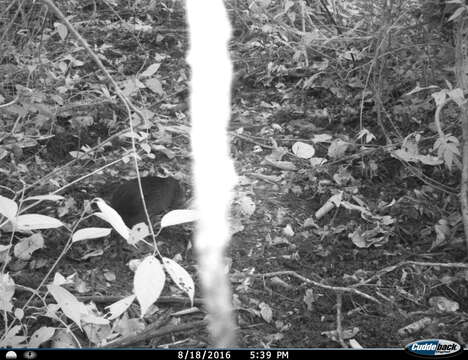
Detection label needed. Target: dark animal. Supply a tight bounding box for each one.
[110,176,185,228]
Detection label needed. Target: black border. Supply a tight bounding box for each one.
[1,349,466,360]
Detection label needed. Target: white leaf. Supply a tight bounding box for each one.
[94,198,129,241]
[83,322,111,345]
[432,90,448,106]
[357,129,376,143]
[429,296,459,312]
[418,154,444,166]
[160,210,199,229]
[292,142,315,159]
[15,214,63,231]
[162,257,195,305]
[312,134,332,143]
[80,303,109,325]
[113,317,145,337]
[448,6,466,22]
[144,78,164,96]
[134,256,165,317]
[127,259,142,272]
[349,338,363,349]
[15,308,26,320]
[328,139,350,159]
[392,148,414,162]
[103,271,116,282]
[238,196,256,216]
[140,63,161,78]
[0,273,15,312]
[24,194,65,202]
[310,157,327,167]
[49,328,78,348]
[128,223,149,246]
[54,22,68,40]
[2,325,27,347]
[29,327,56,347]
[282,224,294,237]
[0,195,18,223]
[120,77,146,97]
[349,230,367,248]
[72,228,112,243]
[52,272,76,286]
[14,233,44,260]
[47,284,83,329]
[259,302,273,323]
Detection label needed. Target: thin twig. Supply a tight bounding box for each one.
[253,271,381,304]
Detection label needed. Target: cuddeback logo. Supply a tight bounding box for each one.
[405,339,463,357]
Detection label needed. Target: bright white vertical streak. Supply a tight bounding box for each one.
[186,0,237,347]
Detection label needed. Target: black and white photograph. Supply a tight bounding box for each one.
[0,0,467,354]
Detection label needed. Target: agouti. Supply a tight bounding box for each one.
[110,176,185,228]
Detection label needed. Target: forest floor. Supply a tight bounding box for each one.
[2,5,467,348]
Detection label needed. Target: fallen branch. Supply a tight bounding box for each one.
[252,270,381,304]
